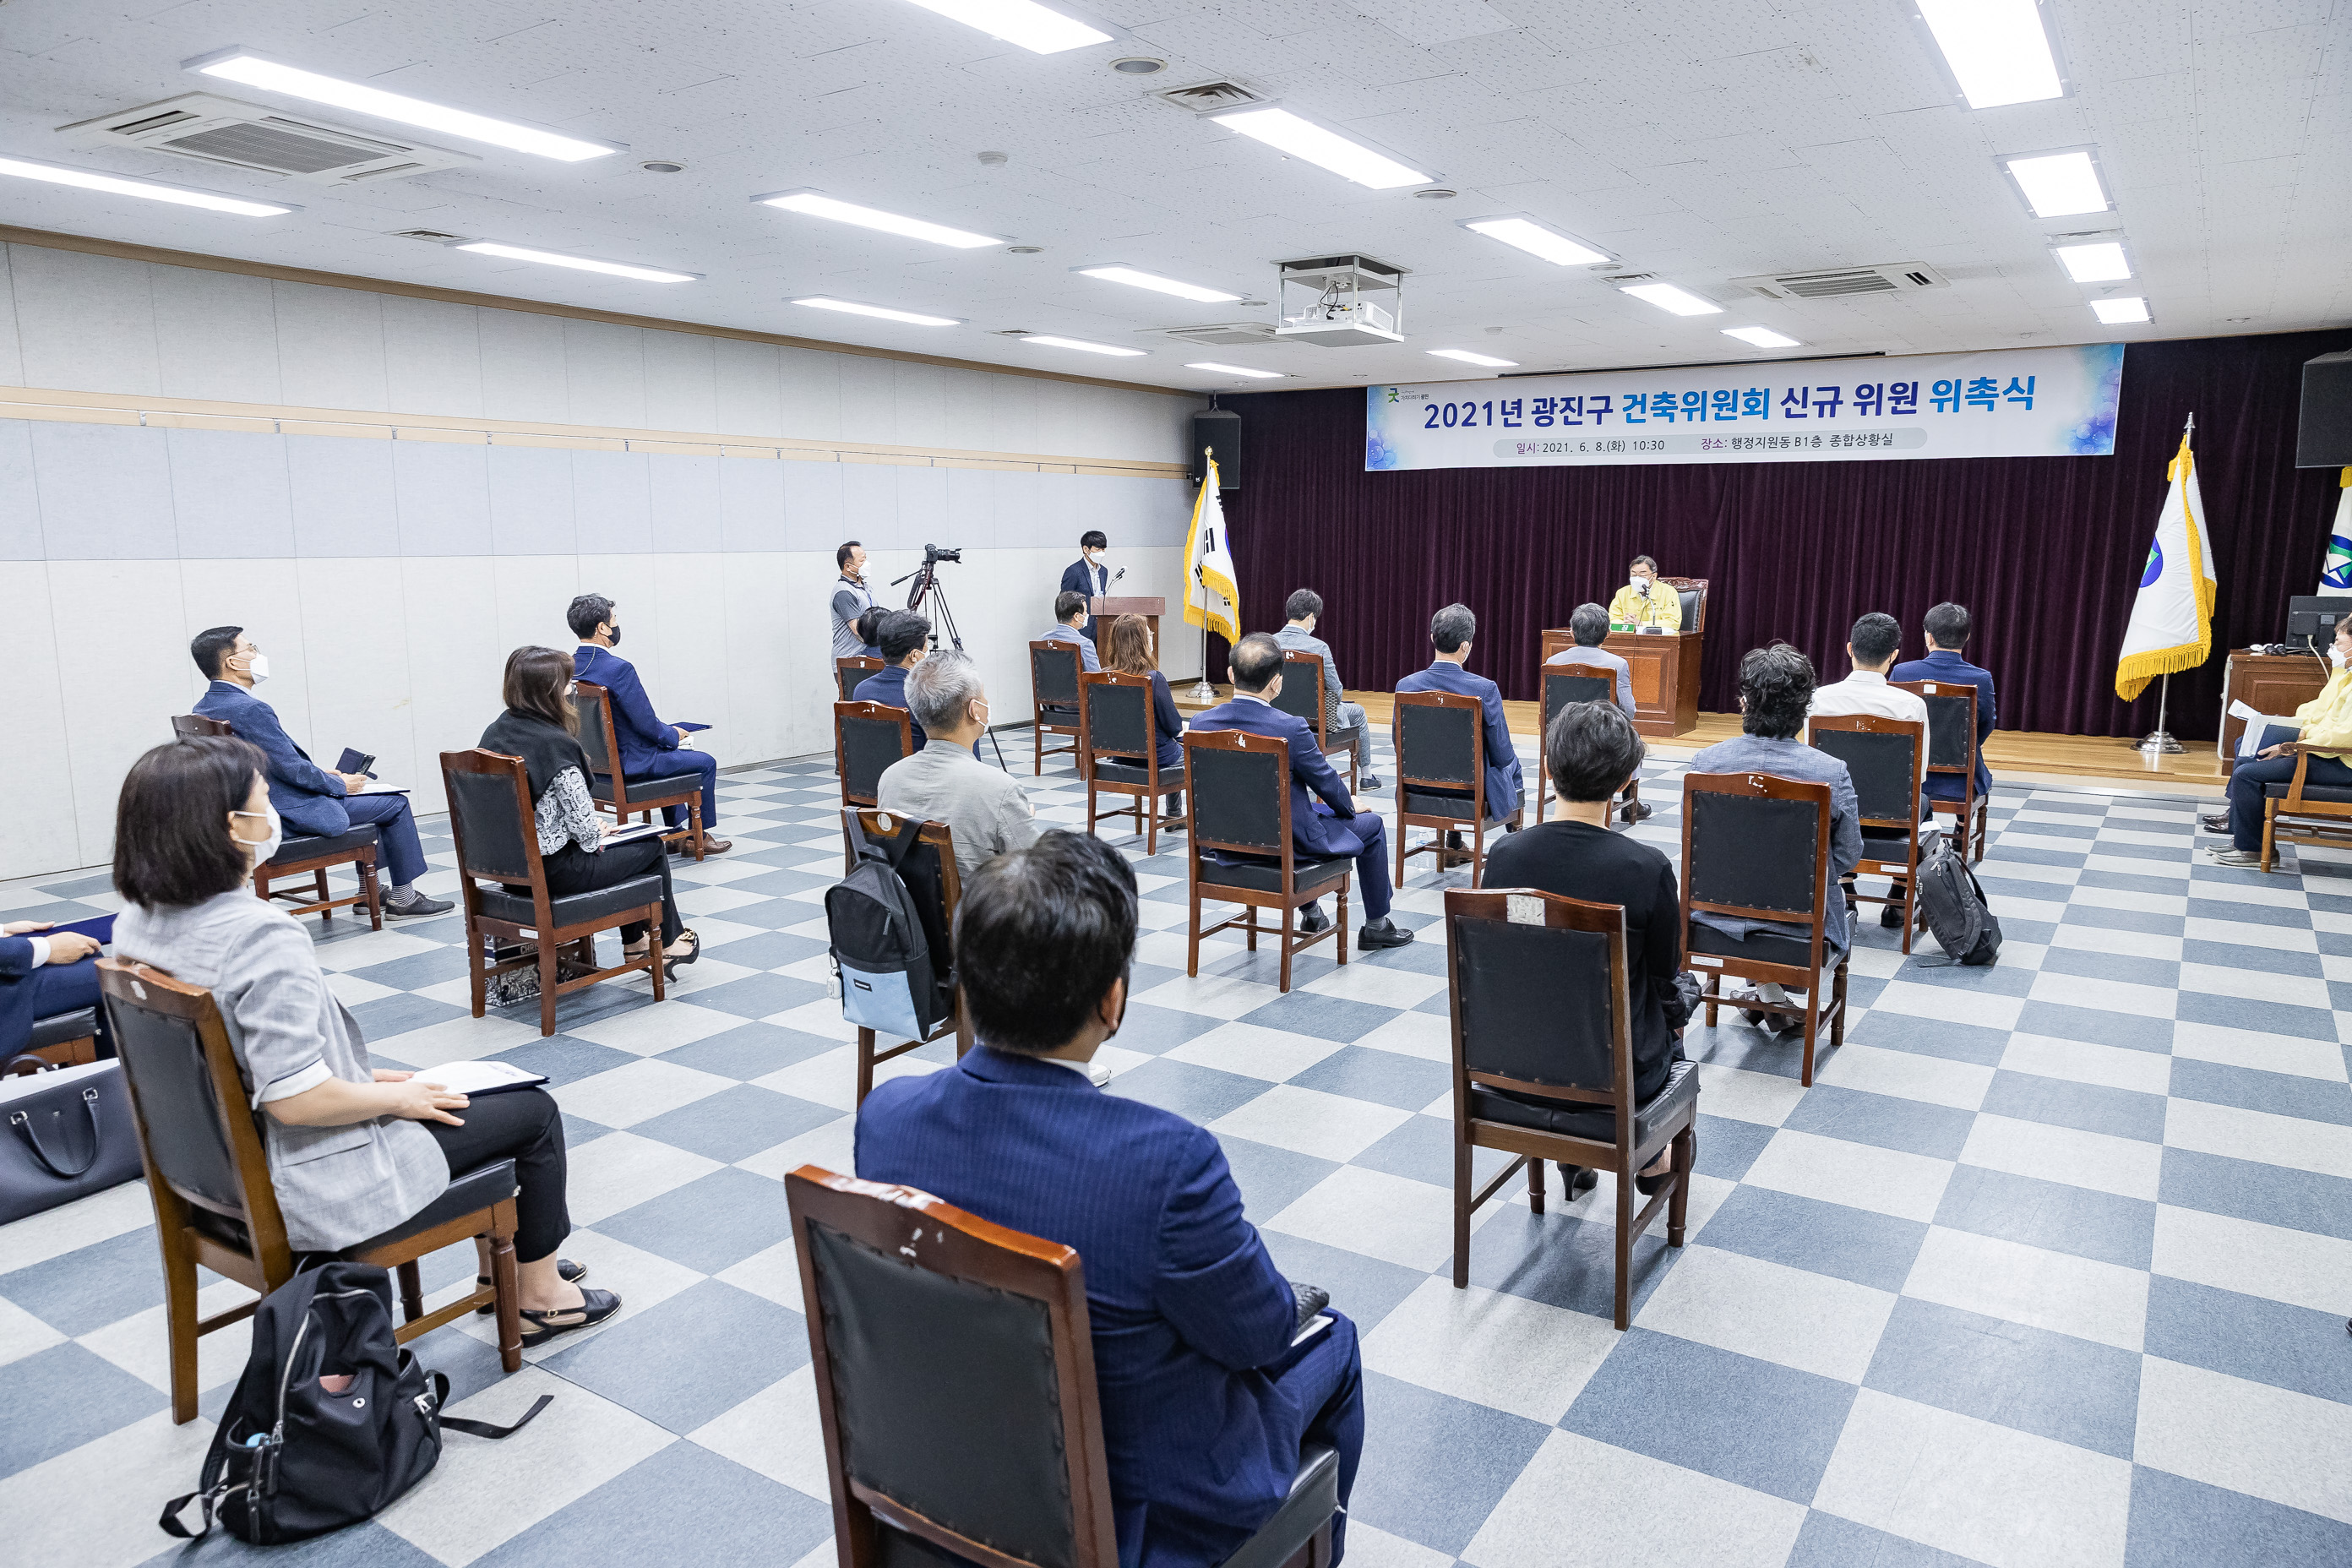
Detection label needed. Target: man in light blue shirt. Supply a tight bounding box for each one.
[1544,602,1636,714]
[1040,591,1101,674]
[1273,589,1378,790]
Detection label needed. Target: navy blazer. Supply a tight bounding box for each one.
[572,644,683,776]
[1061,559,1109,641]
[1,936,42,1054]
[853,663,928,750]
[1891,649,1996,798]
[1186,696,1360,860]
[192,680,351,839]
[1394,659,1525,815]
[857,1048,1309,1565]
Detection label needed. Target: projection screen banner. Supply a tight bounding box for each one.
[1365,342,2125,472]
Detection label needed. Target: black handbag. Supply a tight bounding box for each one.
[0,1058,144,1225]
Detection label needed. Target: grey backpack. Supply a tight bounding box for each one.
[1913,832,2002,966]
[825,814,952,1041]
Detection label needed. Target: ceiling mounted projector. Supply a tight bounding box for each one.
[1273,254,1407,347]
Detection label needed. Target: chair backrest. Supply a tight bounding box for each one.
[837,656,884,702]
[1806,715,1922,829]
[1444,889,1632,1126]
[96,956,292,1267]
[847,809,961,977]
[1680,771,1832,928]
[1030,641,1082,708]
[1393,690,1484,794]
[785,1164,1119,1568]
[1271,651,1327,735]
[836,701,912,808]
[573,680,621,781]
[1183,728,1293,859]
[171,713,233,740]
[1893,680,1979,782]
[1079,672,1155,760]
[1663,576,1707,634]
[438,749,545,888]
[1541,669,1615,730]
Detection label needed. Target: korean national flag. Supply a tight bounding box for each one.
[2321,467,2352,595]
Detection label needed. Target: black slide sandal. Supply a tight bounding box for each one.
[517,1287,623,1348]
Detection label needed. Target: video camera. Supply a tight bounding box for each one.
[923,544,961,564]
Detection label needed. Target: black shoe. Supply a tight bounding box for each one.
[1881,901,1906,929]
[1445,830,1467,852]
[1622,801,1654,824]
[1358,917,1415,951]
[477,1257,586,1313]
[517,1287,623,1348]
[383,890,453,918]
[1634,1166,1675,1197]
[2199,814,2230,835]
[1358,774,1383,791]
[1560,1166,1599,1199]
[1298,901,1331,934]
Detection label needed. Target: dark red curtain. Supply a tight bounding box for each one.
[1218,328,2352,740]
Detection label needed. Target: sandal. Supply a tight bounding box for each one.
[662,929,701,978]
[476,1257,585,1314]
[517,1286,623,1348]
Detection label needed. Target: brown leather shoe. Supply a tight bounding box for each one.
[693,836,731,856]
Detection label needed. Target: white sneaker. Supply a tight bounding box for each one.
[2208,847,2262,868]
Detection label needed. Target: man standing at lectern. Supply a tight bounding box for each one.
[1608,556,1682,632]
[1060,531,1111,645]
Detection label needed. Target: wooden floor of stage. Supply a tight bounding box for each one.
[1168,686,2229,797]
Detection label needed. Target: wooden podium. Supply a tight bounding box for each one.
[1091,596,1166,668]
[2219,648,2328,776]
[1540,627,1704,736]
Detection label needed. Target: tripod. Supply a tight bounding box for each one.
[894,564,1011,771]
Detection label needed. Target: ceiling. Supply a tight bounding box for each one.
[1,0,2344,396]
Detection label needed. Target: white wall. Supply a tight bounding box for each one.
[0,244,1202,879]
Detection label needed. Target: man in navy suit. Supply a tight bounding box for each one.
[852,611,931,752]
[1889,600,1995,803]
[1189,634,1413,950]
[1394,603,1525,844]
[188,627,451,917]
[857,832,1364,1565]
[568,594,731,856]
[1059,530,1111,645]
[2,922,104,1059]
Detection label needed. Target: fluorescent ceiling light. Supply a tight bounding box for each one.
[2092,296,2149,324]
[0,153,296,216]
[186,47,618,161]
[793,297,961,326]
[1428,349,1517,368]
[1620,281,1723,317]
[2003,150,2107,216]
[454,241,696,282]
[2054,241,2131,282]
[1461,216,1609,267]
[1208,106,1429,190]
[1722,326,1802,349]
[1918,0,2064,109]
[900,0,1112,53]
[1186,362,1285,378]
[1021,335,1146,357]
[1075,265,1240,303]
[753,188,1000,249]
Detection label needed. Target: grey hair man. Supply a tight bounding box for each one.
[875,651,1041,879]
[1273,588,1379,791]
[1544,602,1636,716]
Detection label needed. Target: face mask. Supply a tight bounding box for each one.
[1629,577,1651,596]
[231,804,282,869]
[2334,645,2347,670]
[604,623,622,648]
[243,651,270,683]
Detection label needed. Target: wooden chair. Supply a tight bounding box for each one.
[1531,667,1644,825]
[1680,771,1851,1086]
[1661,575,1707,634]
[1184,728,1351,994]
[95,956,523,1425]
[836,700,913,814]
[172,713,384,928]
[842,808,975,1102]
[1807,714,1927,954]
[1081,671,1185,856]
[784,1164,1342,1568]
[836,655,884,702]
[1894,680,1990,864]
[1271,650,1362,792]
[16,1007,101,1070]
[574,682,707,861]
[2262,743,2352,871]
[440,749,667,1037]
[1393,690,1522,888]
[1445,889,1698,1329]
[1029,640,1086,776]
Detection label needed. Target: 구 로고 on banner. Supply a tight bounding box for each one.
[1365,343,2125,472]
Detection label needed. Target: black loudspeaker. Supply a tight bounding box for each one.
[2297,350,2352,468]
[1190,409,1240,491]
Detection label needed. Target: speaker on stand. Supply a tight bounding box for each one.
[1190,408,1240,491]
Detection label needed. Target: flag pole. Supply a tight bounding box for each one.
[1187,448,1221,704]
[2132,412,2195,757]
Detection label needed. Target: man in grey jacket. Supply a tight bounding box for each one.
[876,652,1041,879]
[1273,589,1378,790]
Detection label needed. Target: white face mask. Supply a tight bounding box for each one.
[1629,576,1651,596]
[2333,645,2347,670]
[242,651,270,683]
[231,804,282,869]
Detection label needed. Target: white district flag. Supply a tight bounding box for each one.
[2115,429,2216,702]
[2318,466,2352,595]
[1183,459,1242,645]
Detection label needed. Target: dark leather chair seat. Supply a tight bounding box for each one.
[1859,825,1917,847]
[1199,852,1351,894]
[29,1006,99,1051]
[2265,781,2352,805]
[266,825,380,866]
[1092,760,1185,788]
[1469,1058,1699,1147]
[1220,1443,1342,1568]
[1404,788,1510,825]
[592,771,702,803]
[1689,920,1845,968]
[350,1159,520,1254]
[1326,722,1364,748]
[480,875,664,926]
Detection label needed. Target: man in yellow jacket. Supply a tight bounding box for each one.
[2214,617,2352,867]
[1607,555,1683,631]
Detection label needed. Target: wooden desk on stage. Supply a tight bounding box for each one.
[2219,648,2329,776]
[1091,596,1166,668]
[1539,628,1704,737]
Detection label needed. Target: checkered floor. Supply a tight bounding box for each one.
[6,726,2351,1568]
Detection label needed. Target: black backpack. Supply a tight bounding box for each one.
[1913,832,2003,967]
[161,1260,547,1544]
[826,813,953,1041]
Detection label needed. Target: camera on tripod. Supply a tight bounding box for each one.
[923,544,961,564]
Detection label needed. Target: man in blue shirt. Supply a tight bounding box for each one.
[1039,591,1101,673]
[1889,600,1995,803]
[858,831,1363,1565]
[188,626,451,917]
[1544,602,1636,716]
[569,595,730,856]
[854,610,932,751]
[1395,603,1526,853]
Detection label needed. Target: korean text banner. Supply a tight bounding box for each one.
[1364,343,2124,471]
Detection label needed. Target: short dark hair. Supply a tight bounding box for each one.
[1228,631,1284,692]
[1285,589,1323,623]
[566,594,614,640]
[1430,603,1476,653]
[1849,612,1901,666]
[191,625,242,679]
[504,645,577,733]
[1080,530,1108,551]
[879,611,931,663]
[1054,591,1088,623]
[1924,602,1973,646]
[1631,555,1659,574]
[854,607,886,648]
[955,830,1137,1054]
[114,737,267,910]
[1545,700,1646,803]
[1569,602,1609,646]
[1739,643,1816,739]
[837,540,862,570]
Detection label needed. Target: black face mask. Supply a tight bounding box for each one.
[604,623,622,648]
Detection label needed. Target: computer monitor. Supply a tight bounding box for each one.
[2287,596,2352,640]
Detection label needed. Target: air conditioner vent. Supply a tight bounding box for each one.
[1159,80,1266,112]
[1731,262,1949,301]
[392,229,468,242]
[56,93,476,184]
[1158,322,1278,346]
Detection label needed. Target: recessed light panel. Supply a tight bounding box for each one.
[1186,362,1285,378]
[2003,150,2108,217]
[2054,241,2131,282]
[1918,0,2064,109]
[753,189,1001,249]
[185,47,619,161]
[2092,297,2150,324]
[1620,282,1723,317]
[792,297,961,326]
[1021,335,1147,357]
[1460,216,1609,267]
[1075,265,1241,303]
[453,241,697,282]
[900,0,1112,54]
[1722,326,1802,348]
[0,153,296,215]
[1428,349,1517,368]
[1207,106,1429,189]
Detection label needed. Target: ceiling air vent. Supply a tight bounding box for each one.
[392,229,468,242]
[56,93,476,184]
[1157,322,1279,346]
[1731,263,1950,301]
[1157,80,1266,113]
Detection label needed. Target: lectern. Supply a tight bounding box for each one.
[1541,578,1707,737]
[1091,596,1167,668]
